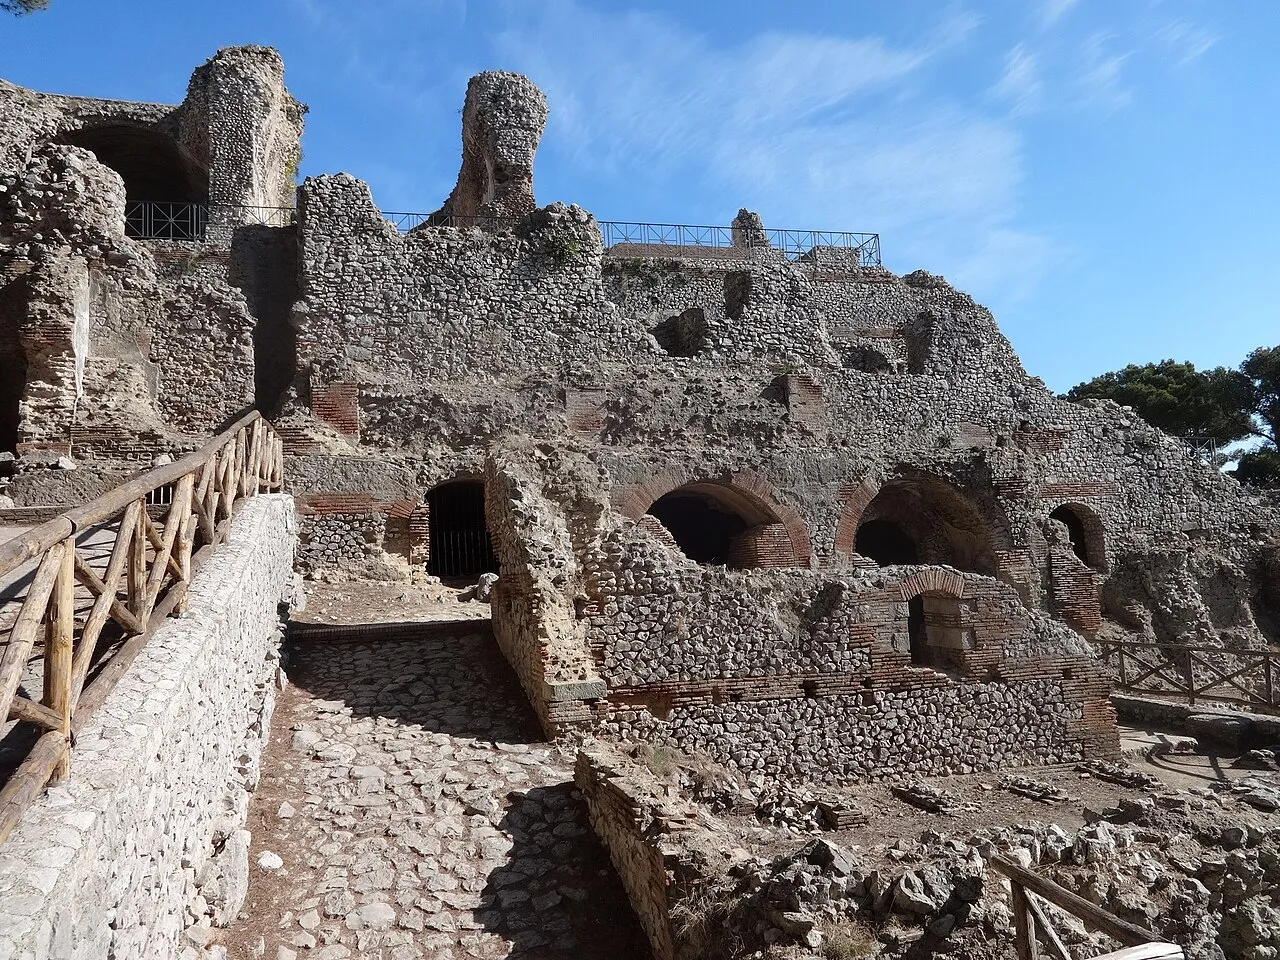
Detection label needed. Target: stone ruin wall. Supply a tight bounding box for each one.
[3,51,1279,783]
[0,47,303,500]
[0,497,297,960]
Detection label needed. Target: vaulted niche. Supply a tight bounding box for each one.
[426,480,497,580]
[645,481,793,569]
[64,124,208,203]
[854,475,999,576]
[1049,504,1106,571]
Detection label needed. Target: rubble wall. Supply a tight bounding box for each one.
[0,496,297,960]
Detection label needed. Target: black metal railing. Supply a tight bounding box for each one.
[382,212,882,266]
[123,202,296,241]
[599,221,882,266]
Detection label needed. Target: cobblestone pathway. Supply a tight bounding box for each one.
[220,621,649,960]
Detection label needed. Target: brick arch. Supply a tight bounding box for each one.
[1045,500,1108,572]
[898,568,966,601]
[832,469,1015,576]
[831,478,881,561]
[614,467,814,569]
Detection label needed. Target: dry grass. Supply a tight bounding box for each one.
[820,920,880,959]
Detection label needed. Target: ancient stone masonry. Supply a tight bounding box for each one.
[0,47,303,497]
[3,51,1280,783]
[0,496,297,960]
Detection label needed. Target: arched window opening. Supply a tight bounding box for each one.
[63,125,208,204]
[855,519,918,566]
[1049,505,1105,570]
[854,475,1001,576]
[645,481,792,569]
[426,480,497,580]
[905,592,970,670]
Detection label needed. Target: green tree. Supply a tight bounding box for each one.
[1,0,49,12]
[1065,347,1280,489]
[1065,359,1254,443]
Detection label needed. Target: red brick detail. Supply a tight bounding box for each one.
[898,568,965,601]
[565,389,607,435]
[408,504,430,565]
[725,523,795,568]
[784,374,825,423]
[1015,428,1070,453]
[311,382,360,438]
[296,492,375,515]
[16,441,72,456]
[1050,551,1102,637]
[831,479,880,560]
[275,425,323,455]
[1038,482,1119,499]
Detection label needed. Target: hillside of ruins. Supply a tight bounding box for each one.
[1,44,1280,960]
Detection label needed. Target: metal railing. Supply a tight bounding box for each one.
[382,211,883,266]
[599,221,882,266]
[123,202,296,241]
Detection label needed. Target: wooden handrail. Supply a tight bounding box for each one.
[992,856,1183,959]
[0,411,264,577]
[0,410,284,846]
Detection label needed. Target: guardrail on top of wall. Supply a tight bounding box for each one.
[382,212,884,267]
[0,411,283,846]
[123,202,296,241]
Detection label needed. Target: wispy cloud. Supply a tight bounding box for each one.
[1073,34,1133,112]
[1155,19,1218,66]
[486,1,1054,301]
[1036,0,1079,31]
[991,44,1045,116]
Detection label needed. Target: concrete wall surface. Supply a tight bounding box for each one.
[0,494,297,960]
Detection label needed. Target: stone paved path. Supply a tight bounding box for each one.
[220,621,650,960]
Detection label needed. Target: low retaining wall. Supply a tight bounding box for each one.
[0,495,297,960]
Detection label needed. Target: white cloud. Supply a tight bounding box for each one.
[484,1,1055,302]
[1073,34,1133,112]
[1036,0,1079,30]
[991,44,1045,116]
[1155,19,1219,66]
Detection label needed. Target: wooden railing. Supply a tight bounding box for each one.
[1098,639,1280,710]
[0,411,282,844]
[993,856,1182,960]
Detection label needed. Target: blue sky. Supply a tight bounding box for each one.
[2,0,1277,392]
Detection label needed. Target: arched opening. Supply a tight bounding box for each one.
[652,308,707,357]
[426,480,497,580]
[1049,504,1105,571]
[645,481,793,568]
[64,125,208,203]
[854,475,1001,576]
[904,592,970,669]
[0,277,26,454]
[855,518,918,566]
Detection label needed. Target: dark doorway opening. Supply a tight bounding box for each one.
[908,595,929,665]
[0,278,26,454]
[855,518,918,566]
[647,489,750,566]
[427,481,497,580]
[650,491,747,568]
[1050,505,1092,568]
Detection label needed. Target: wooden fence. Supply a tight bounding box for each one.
[992,856,1182,960]
[0,411,282,844]
[1098,639,1280,710]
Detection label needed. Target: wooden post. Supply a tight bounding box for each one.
[44,537,75,782]
[1266,654,1274,709]
[174,474,196,614]
[1186,649,1196,706]
[1118,648,1128,691]
[128,499,147,621]
[1012,881,1039,960]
